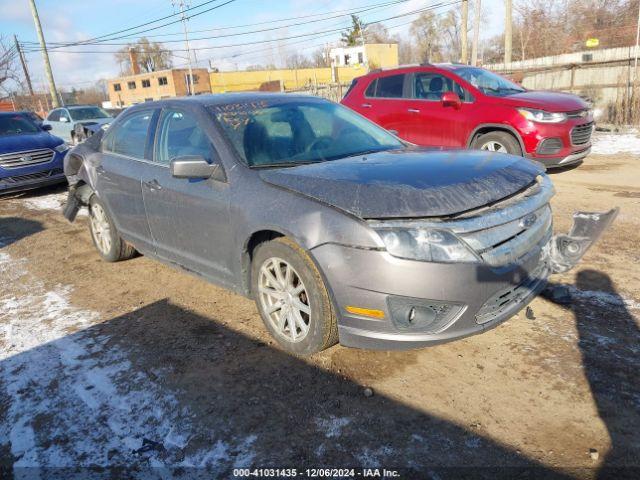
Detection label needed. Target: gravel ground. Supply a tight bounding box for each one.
[1,143,639,479]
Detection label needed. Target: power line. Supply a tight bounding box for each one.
[23,2,459,55]
[21,0,409,50]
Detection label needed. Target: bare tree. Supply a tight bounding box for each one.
[0,35,22,97]
[115,37,173,74]
[311,47,330,68]
[285,53,312,69]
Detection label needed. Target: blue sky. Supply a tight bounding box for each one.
[0,0,503,91]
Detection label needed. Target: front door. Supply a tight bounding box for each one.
[97,108,157,253]
[141,107,233,285]
[403,71,474,147]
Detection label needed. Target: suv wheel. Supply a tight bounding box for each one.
[88,196,136,262]
[251,237,338,355]
[474,131,522,156]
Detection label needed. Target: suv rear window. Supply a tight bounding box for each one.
[365,74,405,98]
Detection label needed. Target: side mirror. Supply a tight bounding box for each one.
[42,124,52,131]
[442,92,462,109]
[59,116,69,123]
[170,155,225,181]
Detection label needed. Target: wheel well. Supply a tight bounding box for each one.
[470,126,524,153]
[242,230,285,295]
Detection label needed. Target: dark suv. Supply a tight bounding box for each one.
[342,64,594,168]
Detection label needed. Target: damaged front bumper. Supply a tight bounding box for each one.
[312,207,618,351]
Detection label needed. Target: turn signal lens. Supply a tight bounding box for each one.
[345,306,385,319]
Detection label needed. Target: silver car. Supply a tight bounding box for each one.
[44,105,113,144]
[63,94,617,355]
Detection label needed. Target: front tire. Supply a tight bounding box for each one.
[473,131,523,156]
[88,196,136,262]
[251,237,338,355]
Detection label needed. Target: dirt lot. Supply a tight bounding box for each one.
[1,138,639,479]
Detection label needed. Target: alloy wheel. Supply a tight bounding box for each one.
[480,141,508,153]
[90,203,112,255]
[258,257,311,343]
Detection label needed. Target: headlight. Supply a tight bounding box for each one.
[374,227,482,263]
[518,108,567,123]
[54,143,69,153]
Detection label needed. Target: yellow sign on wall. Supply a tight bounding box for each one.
[586,38,600,48]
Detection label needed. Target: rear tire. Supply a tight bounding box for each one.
[473,131,523,156]
[251,237,338,355]
[88,196,136,262]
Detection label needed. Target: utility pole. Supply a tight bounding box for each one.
[461,0,469,63]
[27,0,59,107]
[633,0,640,84]
[472,0,481,66]
[13,35,34,96]
[505,0,512,66]
[174,0,194,95]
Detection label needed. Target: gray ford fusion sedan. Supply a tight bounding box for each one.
[63,94,617,355]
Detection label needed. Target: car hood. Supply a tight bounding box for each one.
[258,149,545,219]
[0,131,64,155]
[499,90,589,112]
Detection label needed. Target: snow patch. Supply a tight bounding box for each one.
[21,191,87,216]
[591,133,640,155]
[567,286,640,311]
[0,240,255,473]
[315,415,352,438]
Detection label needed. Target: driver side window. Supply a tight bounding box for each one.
[156,109,216,165]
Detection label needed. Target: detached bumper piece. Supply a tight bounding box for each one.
[62,183,93,222]
[548,208,619,273]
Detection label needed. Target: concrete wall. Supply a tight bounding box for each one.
[486,47,640,117]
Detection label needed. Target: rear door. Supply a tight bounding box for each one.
[352,73,413,138]
[97,108,157,253]
[404,71,475,147]
[141,106,234,285]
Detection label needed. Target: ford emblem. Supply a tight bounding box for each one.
[520,213,537,228]
[21,155,33,163]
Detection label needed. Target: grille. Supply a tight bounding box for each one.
[0,148,55,169]
[475,262,548,324]
[571,122,593,145]
[0,168,63,184]
[537,138,563,155]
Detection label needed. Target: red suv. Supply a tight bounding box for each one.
[341,64,594,168]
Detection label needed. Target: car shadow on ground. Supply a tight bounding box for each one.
[0,299,578,480]
[0,217,43,247]
[544,271,640,480]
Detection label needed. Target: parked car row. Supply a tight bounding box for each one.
[61,93,615,355]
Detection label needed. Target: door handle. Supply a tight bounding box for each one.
[143,179,162,191]
[407,108,420,113]
[361,103,372,108]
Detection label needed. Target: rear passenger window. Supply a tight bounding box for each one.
[365,79,377,97]
[372,74,405,98]
[156,109,215,165]
[104,110,153,159]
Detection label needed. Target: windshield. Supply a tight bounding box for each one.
[454,67,525,97]
[210,100,404,167]
[0,114,41,136]
[69,107,111,121]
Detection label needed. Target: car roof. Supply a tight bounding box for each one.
[365,63,475,76]
[66,105,101,109]
[126,92,330,112]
